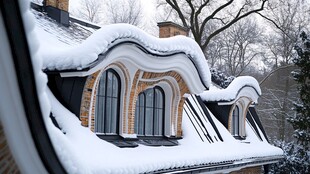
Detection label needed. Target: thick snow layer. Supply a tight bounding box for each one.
[46,89,282,173]
[200,76,261,102]
[39,23,211,87]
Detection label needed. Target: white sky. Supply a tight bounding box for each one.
[69,0,158,35]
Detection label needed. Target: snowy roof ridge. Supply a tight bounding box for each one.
[41,23,211,87]
[199,76,261,102]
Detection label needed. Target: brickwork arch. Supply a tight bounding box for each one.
[79,62,130,132]
[127,70,190,137]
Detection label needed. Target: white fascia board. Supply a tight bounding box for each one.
[60,44,206,94]
[217,86,260,105]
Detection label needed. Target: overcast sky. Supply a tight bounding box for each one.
[69,0,158,35]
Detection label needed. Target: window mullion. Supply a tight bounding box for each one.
[104,71,108,133]
[143,92,146,136]
[153,88,156,136]
[111,73,114,133]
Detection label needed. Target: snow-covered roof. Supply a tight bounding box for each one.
[32,8,211,88]
[47,90,282,173]
[32,9,95,46]
[200,76,261,103]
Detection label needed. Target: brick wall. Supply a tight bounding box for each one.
[80,71,100,129]
[0,122,20,174]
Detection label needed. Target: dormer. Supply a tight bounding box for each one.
[200,76,261,140]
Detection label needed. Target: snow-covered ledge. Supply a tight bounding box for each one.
[199,76,261,104]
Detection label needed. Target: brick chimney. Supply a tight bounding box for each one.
[157,22,189,38]
[44,0,70,26]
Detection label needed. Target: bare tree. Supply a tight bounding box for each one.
[73,0,103,24]
[207,18,263,76]
[260,0,310,68]
[256,66,298,142]
[157,0,268,53]
[256,0,310,143]
[104,0,144,27]
[202,21,224,68]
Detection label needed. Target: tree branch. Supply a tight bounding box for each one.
[259,64,295,85]
[199,0,234,38]
[255,12,294,41]
[201,0,267,51]
[166,0,188,28]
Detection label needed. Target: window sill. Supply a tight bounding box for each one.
[96,134,138,148]
[233,135,246,140]
[138,139,178,146]
[96,134,180,148]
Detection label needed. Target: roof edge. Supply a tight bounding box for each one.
[149,155,284,174]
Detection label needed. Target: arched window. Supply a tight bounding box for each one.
[232,106,240,136]
[134,87,165,136]
[95,69,120,134]
[231,102,246,139]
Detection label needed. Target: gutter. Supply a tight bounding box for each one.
[148,155,283,174]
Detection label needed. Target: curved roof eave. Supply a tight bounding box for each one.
[200,76,261,103]
[42,23,211,89]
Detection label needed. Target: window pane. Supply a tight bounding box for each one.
[95,96,105,133]
[97,72,106,96]
[145,108,154,135]
[112,73,118,97]
[158,108,163,135]
[154,108,158,135]
[105,97,112,133]
[145,89,154,107]
[139,93,144,107]
[154,108,160,135]
[106,72,113,97]
[233,107,239,136]
[155,88,163,109]
[139,105,145,135]
[110,98,118,134]
[153,108,164,136]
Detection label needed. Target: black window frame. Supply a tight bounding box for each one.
[135,86,165,137]
[232,105,240,137]
[95,69,121,135]
[231,105,246,140]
